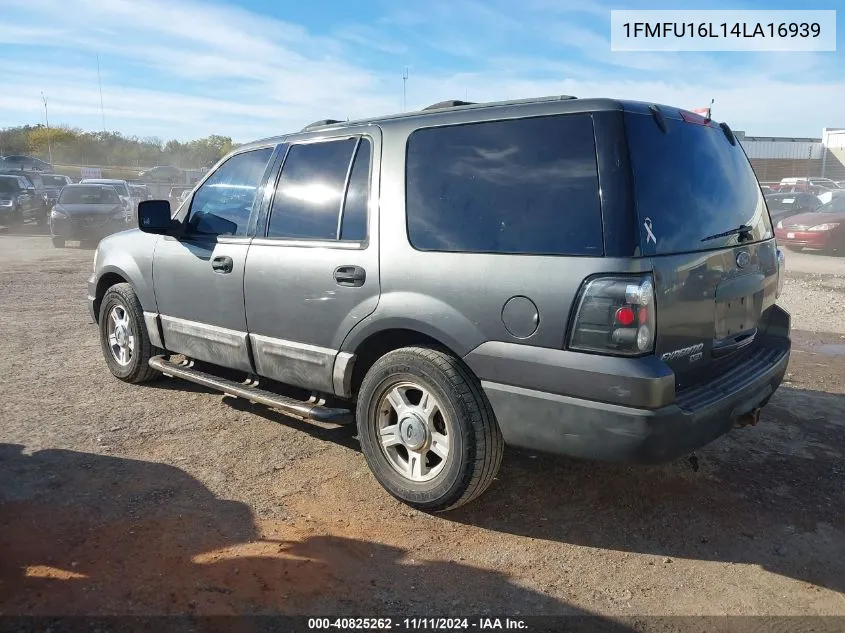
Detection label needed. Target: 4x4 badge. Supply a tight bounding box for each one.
[736,251,750,269]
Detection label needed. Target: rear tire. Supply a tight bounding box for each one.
[98,283,163,383]
[356,345,504,512]
[51,237,65,248]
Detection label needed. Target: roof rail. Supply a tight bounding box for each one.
[301,119,343,132]
[423,100,477,111]
[421,95,577,113]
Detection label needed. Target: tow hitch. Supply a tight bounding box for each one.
[735,407,762,428]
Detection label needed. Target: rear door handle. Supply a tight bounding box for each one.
[334,265,366,287]
[211,255,234,274]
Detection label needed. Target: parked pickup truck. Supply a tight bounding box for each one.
[88,96,791,511]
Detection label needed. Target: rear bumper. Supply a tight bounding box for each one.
[473,306,791,463]
[51,217,128,240]
[775,228,832,249]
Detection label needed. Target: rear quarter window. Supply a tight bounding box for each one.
[405,113,603,256]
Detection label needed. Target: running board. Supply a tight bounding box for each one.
[148,355,353,424]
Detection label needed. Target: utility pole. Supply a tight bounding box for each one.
[402,67,409,112]
[41,92,53,166]
[97,54,106,133]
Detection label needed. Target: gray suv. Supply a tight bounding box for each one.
[88,96,791,511]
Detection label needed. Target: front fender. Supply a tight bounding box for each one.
[94,230,159,313]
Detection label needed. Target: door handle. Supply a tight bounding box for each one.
[334,265,366,287]
[211,255,234,274]
[711,328,757,358]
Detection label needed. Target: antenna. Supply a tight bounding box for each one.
[97,54,106,133]
[402,66,409,112]
[41,92,53,166]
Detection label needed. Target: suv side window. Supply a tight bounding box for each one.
[186,147,273,237]
[266,138,360,240]
[406,114,603,256]
[340,138,371,241]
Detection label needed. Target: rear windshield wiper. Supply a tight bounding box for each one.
[701,224,754,243]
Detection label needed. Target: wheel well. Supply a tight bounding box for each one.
[349,329,457,397]
[93,272,128,323]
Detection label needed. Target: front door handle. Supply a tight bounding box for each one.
[211,255,234,274]
[334,265,366,287]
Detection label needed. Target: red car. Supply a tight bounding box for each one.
[775,196,845,252]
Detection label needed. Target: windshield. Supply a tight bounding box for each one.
[625,111,772,254]
[59,186,120,204]
[41,175,67,187]
[0,178,19,193]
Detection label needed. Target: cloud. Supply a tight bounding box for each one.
[0,0,842,141]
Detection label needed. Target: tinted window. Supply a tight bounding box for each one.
[625,112,772,254]
[59,186,120,204]
[187,148,273,237]
[340,139,371,241]
[406,114,603,255]
[766,198,788,211]
[0,177,19,193]
[42,175,68,187]
[267,138,356,240]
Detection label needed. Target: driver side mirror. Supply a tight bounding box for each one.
[138,200,180,236]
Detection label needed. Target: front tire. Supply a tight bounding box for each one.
[98,283,163,383]
[356,346,504,512]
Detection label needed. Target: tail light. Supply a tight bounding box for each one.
[776,247,785,299]
[568,274,656,356]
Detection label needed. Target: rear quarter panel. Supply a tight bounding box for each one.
[340,110,650,363]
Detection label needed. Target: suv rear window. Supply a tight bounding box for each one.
[406,114,603,256]
[625,112,772,255]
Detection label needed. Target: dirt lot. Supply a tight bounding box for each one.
[1,229,843,622]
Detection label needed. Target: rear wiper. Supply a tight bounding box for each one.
[701,224,753,243]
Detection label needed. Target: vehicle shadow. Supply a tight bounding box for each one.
[0,444,635,626]
[448,386,845,595]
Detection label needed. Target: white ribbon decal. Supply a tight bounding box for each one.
[644,217,657,244]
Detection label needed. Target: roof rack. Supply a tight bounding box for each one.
[301,119,343,132]
[421,95,577,113]
[423,100,477,111]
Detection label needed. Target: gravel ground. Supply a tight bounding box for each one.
[778,250,845,335]
[1,229,843,623]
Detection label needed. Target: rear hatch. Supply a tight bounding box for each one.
[624,107,780,392]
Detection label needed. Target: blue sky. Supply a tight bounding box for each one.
[0,0,842,142]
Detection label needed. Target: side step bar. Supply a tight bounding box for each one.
[148,355,353,425]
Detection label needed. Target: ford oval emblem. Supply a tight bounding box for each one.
[736,251,750,269]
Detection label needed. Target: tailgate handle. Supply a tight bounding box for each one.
[712,328,757,358]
